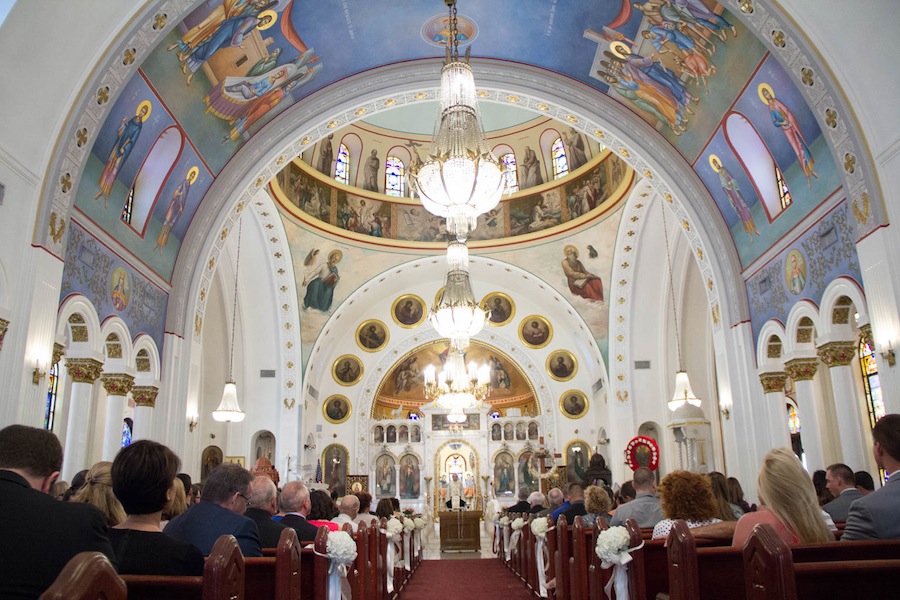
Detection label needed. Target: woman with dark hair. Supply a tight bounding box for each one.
[375,498,394,519]
[708,471,741,521]
[390,497,401,517]
[727,477,753,514]
[652,470,722,539]
[812,470,834,506]
[110,440,204,575]
[354,491,377,526]
[308,489,339,531]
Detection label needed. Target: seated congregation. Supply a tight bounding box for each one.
[0,425,424,600]
[494,414,900,599]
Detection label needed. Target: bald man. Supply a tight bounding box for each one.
[245,476,287,548]
[331,494,360,531]
[279,481,319,542]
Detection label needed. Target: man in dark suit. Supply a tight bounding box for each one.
[843,415,900,540]
[165,463,262,557]
[506,487,531,514]
[0,425,115,599]
[561,482,587,523]
[245,475,287,548]
[822,463,862,522]
[280,480,320,542]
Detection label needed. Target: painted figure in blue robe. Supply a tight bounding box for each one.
[179,13,274,85]
[96,102,150,207]
[302,249,342,312]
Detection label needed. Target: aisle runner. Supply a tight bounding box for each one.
[400,559,533,600]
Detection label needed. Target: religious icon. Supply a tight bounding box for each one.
[784,249,807,295]
[96,100,151,207]
[386,425,397,444]
[493,451,515,496]
[398,424,409,443]
[356,319,389,352]
[515,422,526,440]
[503,422,514,440]
[519,315,552,349]
[560,390,589,419]
[566,441,591,485]
[546,349,577,382]
[375,454,396,498]
[481,291,515,327]
[410,425,421,443]
[399,455,420,499]
[347,475,368,495]
[323,395,351,424]
[109,266,130,311]
[373,425,384,444]
[528,422,539,440]
[391,294,426,328]
[323,444,348,497]
[491,423,502,441]
[518,451,539,495]
[332,354,363,386]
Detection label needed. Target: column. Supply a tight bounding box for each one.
[131,385,159,442]
[100,373,134,460]
[784,358,824,471]
[818,341,868,469]
[62,358,103,481]
[759,371,790,451]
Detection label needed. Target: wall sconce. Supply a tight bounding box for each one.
[720,406,731,420]
[881,342,896,367]
[32,362,46,386]
[188,416,198,432]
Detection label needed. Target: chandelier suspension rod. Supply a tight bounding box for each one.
[228,219,243,382]
[660,200,683,372]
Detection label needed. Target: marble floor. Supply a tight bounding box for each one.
[420,523,497,560]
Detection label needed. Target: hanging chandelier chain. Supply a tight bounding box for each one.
[446,0,459,62]
[228,219,243,381]
[660,200,683,372]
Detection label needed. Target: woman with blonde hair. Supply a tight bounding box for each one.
[160,477,188,530]
[732,448,834,547]
[71,461,126,526]
[582,485,613,527]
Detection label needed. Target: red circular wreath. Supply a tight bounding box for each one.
[625,436,660,471]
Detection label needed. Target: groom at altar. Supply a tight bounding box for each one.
[444,473,467,509]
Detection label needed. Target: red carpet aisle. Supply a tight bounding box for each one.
[400,559,533,599]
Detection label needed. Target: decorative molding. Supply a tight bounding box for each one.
[817,341,856,367]
[131,385,159,408]
[64,358,104,384]
[784,357,819,382]
[0,318,8,351]
[859,324,874,347]
[52,343,66,366]
[759,371,787,394]
[100,372,135,396]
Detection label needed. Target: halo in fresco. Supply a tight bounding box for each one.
[109,266,130,311]
[421,13,477,48]
[784,249,807,296]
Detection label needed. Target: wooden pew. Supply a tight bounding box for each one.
[570,517,590,600]
[121,534,244,600]
[554,515,573,600]
[347,522,366,599]
[641,522,729,600]
[245,527,301,600]
[624,519,647,600]
[367,522,382,600]
[40,552,126,600]
[310,526,329,600]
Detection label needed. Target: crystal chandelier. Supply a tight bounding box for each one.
[407,0,503,242]
[423,348,491,420]
[213,220,246,423]
[429,241,489,351]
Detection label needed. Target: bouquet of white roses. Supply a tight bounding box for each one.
[499,516,510,527]
[385,517,404,539]
[413,517,425,530]
[530,516,550,537]
[326,530,358,565]
[403,517,415,532]
[510,517,525,531]
[595,526,631,567]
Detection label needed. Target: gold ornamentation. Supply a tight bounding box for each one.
[665,193,673,203]
[101,373,134,396]
[519,314,553,349]
[152,13,167,30]
[132,386,159,408]
[616,334,624,342]
[707,279,713,291]
[286,380,294,388]
[801,68,814,86]
[208,258,215,270]
[286,361,294,369]
[285,341,293,349]
[697,248,704,260]
[682,219,690,231]
[301,136,311,145]
[76,128,88,147]
[817,341,856,367]
[559,389,589,419]
[383,99,397,106]
[537,103,549,111]
[546,349,577,382]
[355,107,368,116]
[255,176,265,187]
[859,324,874,347]
[843,153,856,173]
[624,246,632,252]
[759,372,787,393]
[566,115,578,123]
[269,236,277,243]
[767,338,782,358]
[136,354,150,372]
[97,86,110,105]
[327,120,338,128]
[772,30,785,48]
[617,374,625,381]
[825,108,837,128]
[506,95,520,103]
[643,169,653,179]
[52,343,65,366]
[739,0,753,14]
[617,297,625,304]
[630,216,639,222]
[65,358,104,384]
[626,230,635,236]
[123,48,136,66]
[274,252,282,258]
[194,314,203,336]
[616,390,628,403]
[60,173,72,193]
[280,285,288,292]
[619,279,627,286]
[476,90,489,98]
[332,354,363,386]
[616,354,624,362]
[282,303,289,311]
[853,192,870,223]
[200,288,206,302]
[415,92,428,99]
[220,228,228,241]
[283,398,296,410]
[620,262,630,269]
[49,212,66,244]
[784,357,818,381]
[0,318,8,351]
[283,322,292,330]
[593,129,605,138]
[617,316,625,323]
[711,304,720,326]
[323,394,352,424]
[619,148,630,157]
[393,293,429,328]
[105,333,122,359]
[276,155,287,165]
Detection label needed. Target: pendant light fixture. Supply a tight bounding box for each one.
[213,219,246,423]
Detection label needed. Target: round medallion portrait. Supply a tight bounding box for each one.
[481,291,515,327]
[546,349,577,382]
[323,394,352,424]
[391,294,426,328]
[332,354,363,386]
[356,319,389,352]
[519,315,552,349]
[559,389,588,419]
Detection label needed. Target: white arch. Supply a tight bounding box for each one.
[819,276,869,335]
[131,333,161,382]
[98,315,134,370]
[784,300,823,356]
[756,319,788,372]
[56,294,104,358]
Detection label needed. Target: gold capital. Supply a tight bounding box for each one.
[100,373,135,396]
[859,324,874,347]
[64,358,104,384]
[784,357,819,382]
[52,343,66,366]
[759,372,787,394]
[817,341,857,367]
[131,386,159,408]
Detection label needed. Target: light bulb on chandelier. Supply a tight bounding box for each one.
[423,348,491,415]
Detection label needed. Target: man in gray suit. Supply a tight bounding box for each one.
[610,467,663,528]
[822,463,862,522]
[842,414,900,540]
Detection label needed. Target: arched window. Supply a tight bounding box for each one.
[385,156,405,196]
[120,126,184,236]
[786,401,805,467]
[775,164,792,209]
[501,153,519,194]
[723,112,790,222]
[121,418,133,448]
[334,143,350,185]
[44,361,59,431]
[551,137,569,179]
[859,336,886,483]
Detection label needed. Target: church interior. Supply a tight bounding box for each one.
[1,0,899,526]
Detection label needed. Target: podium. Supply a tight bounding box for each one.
[438,510,481,552]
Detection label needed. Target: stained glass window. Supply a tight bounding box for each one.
[385,156,405,197]
[859,337,885,429]
[121,186,135,223]
[44,362,59,431]
[787,403,801,435]
[121,418,133,448]
[334,144,350,185]
[501,153,519,194]
[775,164,792,209]
[551,137,569,179]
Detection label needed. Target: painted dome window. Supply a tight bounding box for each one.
[385,156,405,197]
[775,164,792,209]
[501,153,519,194]
[334,143,350,185]
[551,137,569,179]
[120,126,184,236]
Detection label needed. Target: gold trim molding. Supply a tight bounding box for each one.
[817,341,856,368]
[101,373,135,396]
[759,372,787,394]
[0,318,8,351]
[131,386,159,408]
[784,358,819,382]
[64,358,104,384]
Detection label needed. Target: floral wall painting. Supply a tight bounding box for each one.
[784,249,807,296]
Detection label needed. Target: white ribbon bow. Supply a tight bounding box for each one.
[403,531,412,571]
[508,529,522,559]
[503,526,513,561]
[534,528,554,597]
[382,531,395,594]
[601,541,644,600]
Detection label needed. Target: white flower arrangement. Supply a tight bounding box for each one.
[530,516,550,537]
[326,530,358,565]
[403,517,415,532]
[385,517,404,538]
[511,517,525,531]
[413,517,425,530]
[595,526,632,567]
[499,516,510,527]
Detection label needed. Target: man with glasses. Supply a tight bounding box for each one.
[165,463,262,557]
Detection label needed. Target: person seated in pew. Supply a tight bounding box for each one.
[561,482,588,523]
[610,467,663,528]
[245,475,287,548]
[616,480,636,505]
[536,487,565,517]
[855,470,875,496]
[506,487,531,514]
[582,485,613,527]
[528,491,547,514]
[727,476,754,514]
[160,474,188,530]
[652,470,722,539]
[280,481,320,542]
[309,489,340,530]
[332,494,360,531]
[842,414,900,540]
[0,425,115,599]
[708,471,742,521]
[375,498,394,520]
[731,448,835,547]
[823,463,862,522]
[164,463,262,557]
[354,491,378,526]
[109,440,205,575]
[71,461,126,527]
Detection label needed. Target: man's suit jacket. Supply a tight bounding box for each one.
[165,500,262,557]
[823,487,863,522]
[561,500,587,524]
[245,507,288,549]
[609,492,665,528]
[841,476,900,540]
[0,470,115,599]
[281,512,321,542]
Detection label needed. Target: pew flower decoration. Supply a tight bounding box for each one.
[326,530,358,565]
[414,517,426,530]
[595,526,642,600]
[530,516,550,537]
[499,515,510,527]
[385,517,404,539]
[511,517,525,531]
[403,517,416,533]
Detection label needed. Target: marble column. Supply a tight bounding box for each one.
[131,385,159,442]
[62,358,103,480]
[100,373,134,460]
[784,358,824,471]
[759,371,790,451]
[818,341,868,469]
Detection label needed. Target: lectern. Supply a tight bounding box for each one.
[438,510,481,552]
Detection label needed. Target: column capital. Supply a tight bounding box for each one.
[52,343,66,366]
[859,323,874,346]
[131,386,159,408]
[784,357,819,381]
[64,358,104,384]
[100,373,135,396]
[759,372,787,393]
[0,318,8,351]
[817,340,857,367]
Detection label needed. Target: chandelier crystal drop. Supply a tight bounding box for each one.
[407,0,503,242]
[423,348,491,416]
